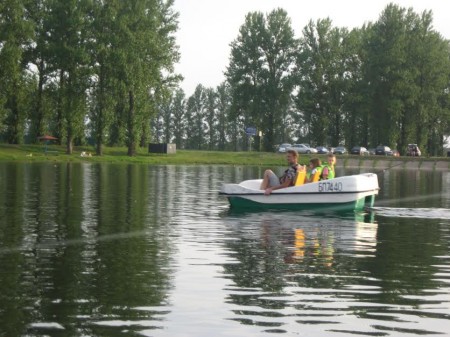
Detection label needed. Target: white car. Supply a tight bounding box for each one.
[289,144,318,154]
[277,143,292,153]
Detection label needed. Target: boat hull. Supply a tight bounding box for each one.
[227,195,374,211]
[220,173,379,211]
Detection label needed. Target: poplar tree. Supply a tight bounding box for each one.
[364,5,416,148]
[108,0,179,156]
[226,8,296,151]
[341,27,371,148]
[216,83,231,151]
[171,89,186,149]
[89,0,117,155]
[363,4,450,153]
[295,19,349,146]
[24,0,51,142]
[185,84,207,150]
[407,11,450,155]
[205,88,217,150]
[0,0,33,144]
[45,0,91,153]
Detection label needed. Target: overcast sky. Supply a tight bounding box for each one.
[173,0,450,96]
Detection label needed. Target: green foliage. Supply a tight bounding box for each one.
[0,0,180,154]
[216,83,232,151]
[362,4,450,154]
[205,87,218,150]
[224,4,449,154]
[171,89,186,148]
[45,0,92,153]
[104,0,180,156]
[0,2,449,155]
[0,0,33,144]
[23,0,52,142]
[186,84,207,150]
[226,8,297,151]
[295,19,350,146]
[151,82,239,151]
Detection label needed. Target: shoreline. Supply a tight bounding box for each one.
[0,144,448,170]
[341,157,449,171]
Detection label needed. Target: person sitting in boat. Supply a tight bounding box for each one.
[305,158,322,183]
[321,153,336,180]
[260,149,299,195]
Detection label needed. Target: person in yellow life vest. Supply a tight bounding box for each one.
[305,158,322,183]
[321,153,336,180]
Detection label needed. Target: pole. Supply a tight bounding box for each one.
[259,131,262,152]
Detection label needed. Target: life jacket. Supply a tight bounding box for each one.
[321,164,335,180]
[310,166,322,182]
[306,166,322,182]
[295,165,307,186]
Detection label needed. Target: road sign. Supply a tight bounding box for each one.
[245,126,257,136]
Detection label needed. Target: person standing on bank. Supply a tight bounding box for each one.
[260,149,299,195]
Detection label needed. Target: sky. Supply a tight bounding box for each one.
[173,0,450,96]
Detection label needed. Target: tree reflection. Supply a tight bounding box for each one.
[221,207,449,334]
[0,163,175,336]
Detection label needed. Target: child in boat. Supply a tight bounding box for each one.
[321,153,336,180]
[305,158,322,183]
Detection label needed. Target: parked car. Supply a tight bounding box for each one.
[277,143,291,153]
[289,144,318,154]
[350,146,369,156]
[406,144,421,157]
[368,148,376,155]
[333,146,347,155]
[375,145,393,156]
[316,146,329,154]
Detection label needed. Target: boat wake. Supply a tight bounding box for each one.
[370,207,450,220]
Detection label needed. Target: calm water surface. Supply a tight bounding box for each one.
[0,163,449,337]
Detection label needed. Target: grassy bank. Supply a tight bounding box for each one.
[0,144,291,166]
[0,144,448,167]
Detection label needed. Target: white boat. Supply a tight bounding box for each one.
[219,173,379,211]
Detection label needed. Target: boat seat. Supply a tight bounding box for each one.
[294,171,306,186]
[311,169,322,183]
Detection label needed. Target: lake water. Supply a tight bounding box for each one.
[0,163,449,337]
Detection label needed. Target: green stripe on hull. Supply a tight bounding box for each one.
[227,196,369,211]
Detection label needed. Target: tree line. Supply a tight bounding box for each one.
[153,4,450,155]
[1,2,449,155]
[0,0,179,155]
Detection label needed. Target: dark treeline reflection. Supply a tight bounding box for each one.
[378,169,447,207]
[0,163,178,336]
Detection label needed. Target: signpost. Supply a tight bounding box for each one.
[245,126,257,136]
[245,127,256,151]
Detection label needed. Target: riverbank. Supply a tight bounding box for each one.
[0,144,288,166]
[0,144,448,169]
[340,156,449,171]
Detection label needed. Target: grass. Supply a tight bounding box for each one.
[0,143,448,166]
[0,144,292,166]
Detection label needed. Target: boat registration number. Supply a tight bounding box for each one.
[318,181,343,192]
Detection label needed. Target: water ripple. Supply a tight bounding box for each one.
[0,164,449,336]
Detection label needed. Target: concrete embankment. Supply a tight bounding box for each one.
[341,158,449,171]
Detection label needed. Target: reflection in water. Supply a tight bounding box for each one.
[0,164,449,336]
[0,163,177,336]
[221,211,449,336]
[377,169,449,208]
